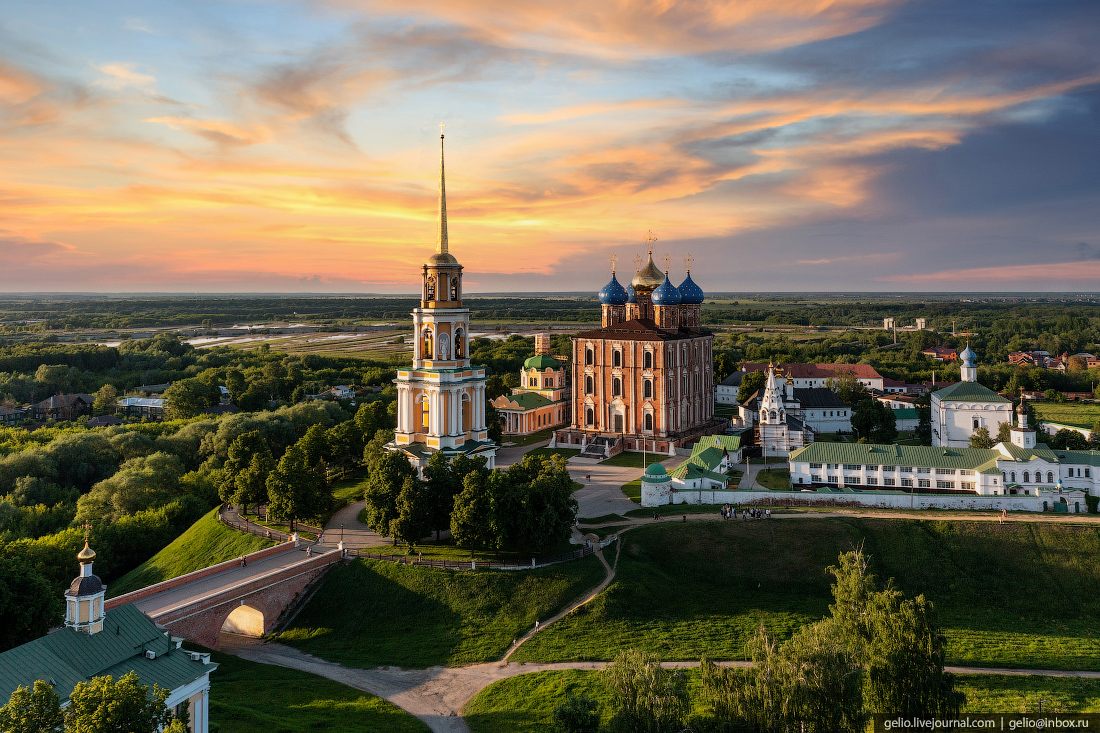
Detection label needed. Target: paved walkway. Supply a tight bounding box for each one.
[567,454,688,517]
[323,500,394,550]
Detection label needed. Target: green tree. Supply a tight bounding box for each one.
[450,470,496,555]
[219,431,270,506]
[713,352,734,383]
[603,649,689,733]
[0,680,64,733]
[737,370,765,404]
[75,452,186,525]
[968,426,993,449]
[362,450,416,542]
[502,453,578,555]
[65,672,174,733]
[234,452,276,514]
[390,476,431,551]
[997,420,1014,444]
[423,453,463,540]
[1051,428,1089,450]
[325,420,365,475]
[916,406,932,444]
[485,400,503,444]
[828,372,871,407]
[267,444,327,530]
[225,368,247,403]
[552,693,600,733]
[0,557,61,652]
[163,378,217,420]
[92,384,118,416]
[297,423,330,468]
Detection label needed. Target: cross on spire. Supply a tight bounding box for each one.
[683,253,694,272]
[437,125,448,255]
[661,253,671,272]
[440,121,445,138]
[609,254,618,273]
[632,253,643,272]
[644,230,658,254]
[82,522,91,544]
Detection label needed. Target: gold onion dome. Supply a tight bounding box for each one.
[77,541,96,562]
[631,253,664,293]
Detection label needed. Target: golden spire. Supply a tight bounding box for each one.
[609,254,618,274]
[77,523,95,562]
[683,253,694,272]
[437,122,448,255]
[644,229,658,254]
[661,253,672,273]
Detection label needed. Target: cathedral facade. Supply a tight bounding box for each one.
[388,133,497,474]
[553,250,724,455]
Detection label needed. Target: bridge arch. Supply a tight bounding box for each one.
[221,603,266,637]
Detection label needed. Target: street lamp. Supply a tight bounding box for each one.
[341,523,345,544]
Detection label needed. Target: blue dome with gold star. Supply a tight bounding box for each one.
[678,272,704,305]
[651,274,682,305]
[598,273,628,306]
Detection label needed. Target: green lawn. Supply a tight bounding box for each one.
[579,514,626,525]
[624,505,734,518]
[601,451,665,468]
[510,518,1100,670]
[464,669,1100,733]
[502,428,558,447]
[331,476,368,503]
[109,509,274,597]
[621,479,641,503]
[277,554,606,668]
[754,468,791,490]
[205,648,428,733]
[1031,402,1100,430]
[357,535,578,563]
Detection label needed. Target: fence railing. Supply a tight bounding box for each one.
[344,535,614,571]
[218,506,324,539]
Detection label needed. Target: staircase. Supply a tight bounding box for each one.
[578,436,617,460]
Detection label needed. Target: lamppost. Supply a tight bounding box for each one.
[341,523,345,545]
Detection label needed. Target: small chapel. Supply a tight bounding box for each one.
[387,131,498,474]
[931,344,1013,448]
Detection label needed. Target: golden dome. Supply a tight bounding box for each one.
[77,541,96,562]
[427,252,459,266]
[631,253,664,293]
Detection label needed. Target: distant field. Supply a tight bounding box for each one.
[511,518,1100,670]
[109,509,273,597]
[1031,402,1100,430]
[211,329,414,360]
[463,669,1100,732]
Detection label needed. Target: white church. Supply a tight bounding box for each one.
[931,344,1013,448]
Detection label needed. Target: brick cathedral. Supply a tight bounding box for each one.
[553,245,725,456]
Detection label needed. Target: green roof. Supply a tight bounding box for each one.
[690,435,742,458]
[669,462,729,483]
[496,392,554,411]
[789,442,1001,470]
[645,463,668,478]
[686,446,726,472]
[0,604,216,704]
[892,408,919,419]
[523,354,562,370]
[933,381,1010,403]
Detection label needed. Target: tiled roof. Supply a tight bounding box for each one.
[0,604,215,703]
[690,434,742,456]
[494,392,554,411]
[789,442,1001,469]
[719,372,743,387]
[932,381,1010,403]
[741,363,883,380]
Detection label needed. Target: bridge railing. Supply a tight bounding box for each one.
[343,535,614,571]
[218,507,324,541]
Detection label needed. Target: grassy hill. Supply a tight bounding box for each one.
[510,518,1100,670]
[1031,402,1100,430]
[276,554,605,669]
[463,669,1100,733]
[108,509,274,597]
[206,648,428,733]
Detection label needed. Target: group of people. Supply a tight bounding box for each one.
[721,503,770,520]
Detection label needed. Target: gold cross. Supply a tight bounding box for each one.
[661,253,671,272]
[644,230,658,254]
[683,253,694,271]
[609,254,618,273]
[439,121,445,138]
[632,254,643,272]
[82,522,91,544]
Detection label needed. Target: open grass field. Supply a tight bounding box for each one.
[501,428,557,447]
[754,468,791,490]
[205,648,428,733]
[1031,402,1100,430]
[277,554,606,668]
[510,518,1100,670]
[464,669,1100,732]
[601,451,665,468]
[621,478,641,503]
[331,476,367,503]
[108,509,274,597]
[522,447,582,462]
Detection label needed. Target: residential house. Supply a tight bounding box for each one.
[117,397,166,421]
[33,394,95,421]
[922,346,959,362]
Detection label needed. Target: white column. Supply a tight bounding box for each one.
[430,390,439,436]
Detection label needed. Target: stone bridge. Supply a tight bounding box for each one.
[106,541,341,649]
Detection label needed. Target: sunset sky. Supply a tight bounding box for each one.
[2,0,1099,293]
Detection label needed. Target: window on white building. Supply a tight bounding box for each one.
[937,480,955,489]
[918,479,930,488]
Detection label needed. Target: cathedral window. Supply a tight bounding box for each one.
[586,408,594,426]
[585,375,593,395]
[450,277,459,300]
[426,275,436,301]
[612,378,621,397]
[644,413,653,431]
[421,328,433,360]
[613,350,622,367]
[770,410,777,421]
[421,397,430,430]
[454,328,464,358]
[1023,472,1029,482]
[643,380,653,399]
[1011,472,1016,482]
[1047,472,1054,483]
[973,418,980,429]
[585,347,594,365]
[644,351,653,369]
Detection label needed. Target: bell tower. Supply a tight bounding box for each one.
[390,127,497,474]
[65,526,106,635]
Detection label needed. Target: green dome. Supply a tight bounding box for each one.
[524,354,562,370]
[644,463,668,477]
